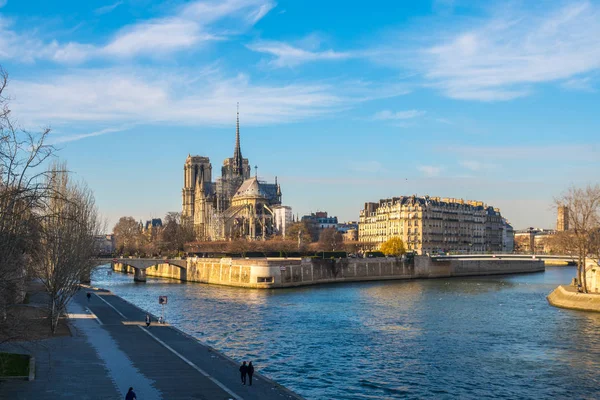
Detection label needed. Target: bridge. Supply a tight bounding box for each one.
[91,258,188,282]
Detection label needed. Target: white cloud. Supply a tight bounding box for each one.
[0,0,275,64]
[459,160,497,171]
[373,109,425,120]
[561,76,596,92]
[94,1,123,15]
[8,67,355,135]
[48,125,134,145]
[418,2,600,100]
[418,165,443,177]
[247,40,352,67]
[102,18,207,57]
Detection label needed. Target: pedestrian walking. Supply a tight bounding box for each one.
[86,292,91,302]
[158,316,163,324]
[125,387,137,400]
[145,314,151,328]
[248,361,255,386]
[239,361,248,385]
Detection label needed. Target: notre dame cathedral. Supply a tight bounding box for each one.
[182,108,282,240]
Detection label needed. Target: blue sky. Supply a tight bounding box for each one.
[1,0,599,231]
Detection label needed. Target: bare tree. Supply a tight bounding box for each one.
[0,65,54,338]
[113,216,142,256]
[317,228,344,252]
[159,212,194,256]
[286,222,313,250]
[32,162,101,334]
[554,184,600,293]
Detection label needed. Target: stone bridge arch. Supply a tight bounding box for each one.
[114,259,188,282]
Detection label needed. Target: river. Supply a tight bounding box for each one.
[91,266,600,399]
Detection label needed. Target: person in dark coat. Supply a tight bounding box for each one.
[125,387,137,400]
[145,314,151,328]
[248,361,255,386]
[239,361,248,385]
[86,292,91,302]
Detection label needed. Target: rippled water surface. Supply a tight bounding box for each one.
[92,267,600,399]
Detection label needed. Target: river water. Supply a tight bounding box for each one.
[91,266,600,399]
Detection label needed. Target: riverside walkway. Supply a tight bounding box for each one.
[1,288,303,400]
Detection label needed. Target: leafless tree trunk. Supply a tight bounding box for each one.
[32,162,101,334]
[554,185,600,293]
[0,65,54,340]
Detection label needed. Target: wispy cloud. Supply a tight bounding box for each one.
[0,0,7,9]
[48,125,135,145]
[247,40,352,67]
[416,1,600,101]
[0,0,275,64]
[561,76,596,92]
[8,67,369,135]
[459,160,497,171]
[94,1,123,15]
[418,165,443,177]
[373,109,425,120]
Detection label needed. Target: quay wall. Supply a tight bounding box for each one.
[547,285,600,313]
[113,256,545,289]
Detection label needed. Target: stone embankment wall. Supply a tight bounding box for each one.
[114,255,544,289]
[547,285,600,313]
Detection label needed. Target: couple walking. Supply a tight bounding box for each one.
[239,361,254,385]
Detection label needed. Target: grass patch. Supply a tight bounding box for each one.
[0,352,30,377]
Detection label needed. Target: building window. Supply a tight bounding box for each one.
[257,277,274,283]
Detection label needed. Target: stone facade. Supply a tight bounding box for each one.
[359,195,505,254]
[181,108,282,240]
[556,205,569,231]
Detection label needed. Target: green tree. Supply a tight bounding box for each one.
[380,237,406,256]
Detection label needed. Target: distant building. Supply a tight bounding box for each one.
[94,234,115,255]
[273,205,293,238]
[144,218,163,233]
[337,221,358,233]
[502,219,515,253]
[359,195,505,255]
[337,221,359,242]
[514,228,556,254]
[302,211,338,230]
[557,206,569,231]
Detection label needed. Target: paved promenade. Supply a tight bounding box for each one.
[1,288,303,400]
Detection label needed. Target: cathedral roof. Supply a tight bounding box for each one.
[234,177,267,199]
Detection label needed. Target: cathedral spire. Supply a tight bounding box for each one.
[233,102,243,176]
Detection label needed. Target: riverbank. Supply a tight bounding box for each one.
[113,255,545,288]
[1,287,304,400]
[547,285,600,313]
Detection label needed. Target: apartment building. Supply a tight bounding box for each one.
[359,195,504,254]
